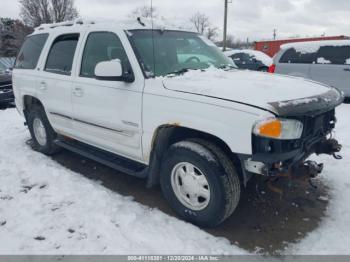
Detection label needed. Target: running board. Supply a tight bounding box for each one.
[54,137,149,178]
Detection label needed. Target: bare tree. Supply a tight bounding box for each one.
[0,18,33,57]
[130,5,157,19]
[19,0,78,27]
[189,12,210,35]
[51,0,78,22]
[206,26,219,41]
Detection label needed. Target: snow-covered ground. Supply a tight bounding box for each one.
[0,105,349,255]
[0,109,246,255]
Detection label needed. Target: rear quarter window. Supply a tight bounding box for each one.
[279,48,316,64]
[15,34,49,69]
[316,46,350,65]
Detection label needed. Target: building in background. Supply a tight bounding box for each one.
[254,35,350,57]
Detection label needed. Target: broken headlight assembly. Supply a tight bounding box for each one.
[253,118,303,140]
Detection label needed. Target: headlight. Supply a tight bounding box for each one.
[253,118,303,140]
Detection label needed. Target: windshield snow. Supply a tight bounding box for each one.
[128,30,235,77]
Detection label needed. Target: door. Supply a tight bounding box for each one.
[36,33,81,136]
[71,31,144,162]
[310,45,350,97]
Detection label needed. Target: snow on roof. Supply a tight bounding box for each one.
[224,49,273,66]
[280,40,350,54]
[34,17,196,34]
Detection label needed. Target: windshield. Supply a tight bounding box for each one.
[128,30,235,77]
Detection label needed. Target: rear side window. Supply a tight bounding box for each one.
[15,34,49,69]
[45,34,79,75]
[80,32,129,78]
[316,46,350,65]
[279,48,316,64]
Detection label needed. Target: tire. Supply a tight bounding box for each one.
[27,105,61,155]
[160,140,241,227]
[258,66,269,72]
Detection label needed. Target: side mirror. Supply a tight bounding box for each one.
[95,59,123,80]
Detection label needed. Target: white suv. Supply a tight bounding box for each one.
[13,19,344,227]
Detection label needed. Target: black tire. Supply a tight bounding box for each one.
[258,66,269,72]
[27,105,61,155]
[160,140,241,227]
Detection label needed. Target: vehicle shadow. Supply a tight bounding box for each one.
[52,149,329,255]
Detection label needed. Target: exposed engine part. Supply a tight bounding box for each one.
[315,138,342,157]
[265,160,324,196]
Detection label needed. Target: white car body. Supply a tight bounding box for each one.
[13,20,343,165]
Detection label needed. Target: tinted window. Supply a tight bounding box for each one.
[80,32,129,78]
[45,34,79,75]
[15,34,48,69]
[316,46,350,65]
[279,48,316,64]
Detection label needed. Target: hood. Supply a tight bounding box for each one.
[162,68,343,116]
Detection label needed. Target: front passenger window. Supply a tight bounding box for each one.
[80,32,130,78]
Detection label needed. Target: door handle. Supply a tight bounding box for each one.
[344,68,350,72]
[39,81,47,90]
[73,87,84,97]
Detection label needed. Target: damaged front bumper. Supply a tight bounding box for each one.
[242,108,342,183]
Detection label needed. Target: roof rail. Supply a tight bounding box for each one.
[35,18,95,31]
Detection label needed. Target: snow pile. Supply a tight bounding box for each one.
[285,104,350,255]
[281,40,350,54]
[346,58,350,65]
[224,50,273,67]
[0,109,246,255]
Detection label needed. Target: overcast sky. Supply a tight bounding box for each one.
[1,0,349,41]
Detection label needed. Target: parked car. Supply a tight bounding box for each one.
[271,40,350,102]
[224,49,273,72]
[0,72,14,109]
[13,19,343,227]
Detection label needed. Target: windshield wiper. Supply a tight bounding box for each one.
[166,68,193,76]
[218,64,237,70]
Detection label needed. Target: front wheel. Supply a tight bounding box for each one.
[27,106,61,155]
[160,140,241,227]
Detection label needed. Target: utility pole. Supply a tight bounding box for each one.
[223,0,229,51]
[273,29,277,40]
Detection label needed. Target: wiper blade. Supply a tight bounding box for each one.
[218,64,237,70]
[166,68,192,76]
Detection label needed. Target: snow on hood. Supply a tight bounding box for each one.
[162,68,338,114]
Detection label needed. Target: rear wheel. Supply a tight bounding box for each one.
[160,140,241,227]
[27,105,61,155]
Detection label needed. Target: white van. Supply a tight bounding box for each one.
[12,19,343,227]
[272,40,350,101]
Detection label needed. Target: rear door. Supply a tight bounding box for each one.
[275,48,314,78]
[13,33,49,110]
[71,30,144,162]
[310,45,350,97]
[36,33,82,136]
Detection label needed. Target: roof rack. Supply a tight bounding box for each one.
[35,18,95,31]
